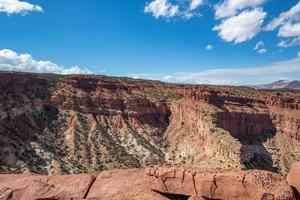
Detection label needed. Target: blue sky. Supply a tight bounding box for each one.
[0,0,299,85]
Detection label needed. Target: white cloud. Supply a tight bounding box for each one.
[278,37,300,48]
[144,0,205,20]
[144,0,179,19]
[206,44,214,50]
[0,0,42,15]
[189,0,204,10]
[180,0,204,19]
[0,49,91,74]
[131,56,300,85]
[265,1,300,31]
[213,8,266,43]
[130,73,153,80]
[278,23,300,37]
[253,41,267,54]
[265,2,300,47]
[215,0,266,19]
[257,48,267,54]
[172,57,300,85]
[163,75,173,80]
[254,41,264,50]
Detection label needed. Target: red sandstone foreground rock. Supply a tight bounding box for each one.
[287,162,300,200]
[147,165,295,200]
[86,169,167,200]
[0,173,94,199]
[0,165,296,200]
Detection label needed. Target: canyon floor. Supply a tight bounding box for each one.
[0,72,299,199]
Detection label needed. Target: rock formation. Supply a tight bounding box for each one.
[0,173,95,199]
[0,72,299,176]
[147,165,295,200]
[253,80,300,91]
[0,165,296,200]
[287,162,300,199]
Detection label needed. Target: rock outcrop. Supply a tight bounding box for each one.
[0,165,296,200]
[287,162,300,200]
[147,165,295,200]
[0,72,299,175]
[86,169,167,200]
[0,173,95,199]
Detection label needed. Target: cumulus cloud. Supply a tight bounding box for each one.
[276,22,300,47]
[214,0,266,19]
[144,0,205,20]
[278,23,300,37]
[131,56,300,85]
[213,8,266,43]
[278,37,300,47]
[265,1,300,31]
[206,44,214,50]
[265,1,300,47]
[189,0,204,10]
[254,41,264,49]
[0,0,42,15]
[253,41,267,54]
[257,48,267,54]
[144,0,179,19]
[0,49,91,74]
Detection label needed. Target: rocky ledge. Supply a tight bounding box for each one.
[287,162,300,200]
[0,165,298,200]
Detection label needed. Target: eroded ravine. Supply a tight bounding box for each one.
[0,72,299,176]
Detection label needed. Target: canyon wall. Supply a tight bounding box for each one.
[0,72,299,176]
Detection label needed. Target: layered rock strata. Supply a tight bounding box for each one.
[0,72,299,175]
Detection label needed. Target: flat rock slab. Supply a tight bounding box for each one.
[0,165,296,200]
[0,173,94,200]
[146,165,295,200]
[87,168,168,200]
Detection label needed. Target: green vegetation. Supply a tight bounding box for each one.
[212,86,260,98]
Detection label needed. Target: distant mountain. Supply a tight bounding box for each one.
[253,80,300,90]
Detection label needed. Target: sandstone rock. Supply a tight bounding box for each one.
[188,196,207,200]
[0,173,94,200]
[147,165,295,200]
[0,72,300,175]
[0,165,296,200]
[86,168,168,200]
[287,162,300,199]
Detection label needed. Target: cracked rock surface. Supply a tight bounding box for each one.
[0,165,296,200]
[146,165,295,200]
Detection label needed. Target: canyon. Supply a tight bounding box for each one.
[0,72,299,199]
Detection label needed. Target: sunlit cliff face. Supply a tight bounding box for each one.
[0,72,299,176]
